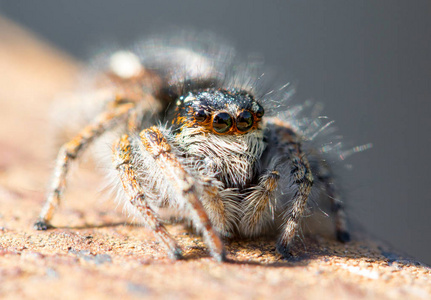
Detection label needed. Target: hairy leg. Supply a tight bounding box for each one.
[201,183,240,237]
[254,122,313,257]
[139,126,226,261]
[240,169,280,236]
[317,164,350,242]
[34,102,134,230]
[277,135,313,256]
[113,134,183,259]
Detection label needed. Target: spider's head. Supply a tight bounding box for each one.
[171,89,264,135]
[170,88,267,187]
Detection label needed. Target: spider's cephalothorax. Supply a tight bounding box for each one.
[34,39,355,262]
[169,89,266,189]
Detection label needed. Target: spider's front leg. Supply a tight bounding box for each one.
[113,134,183,259]
[242,124,313,257]
[277,148,313,257]
[34,102,134,230]
[139,126,226,262]
[240,169,280,235]
[201,183,240,237]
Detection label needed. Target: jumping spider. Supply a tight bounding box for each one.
[34,36,360,262]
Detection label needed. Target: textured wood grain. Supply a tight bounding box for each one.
[0,16,430,300]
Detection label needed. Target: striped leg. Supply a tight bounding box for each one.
[241,149,313,257]
[318,169,350,242]
[263,123,314,257]
[34,103,134,230]
[140,126,226,262]
[113,135,183,259]
[276,148,314,257]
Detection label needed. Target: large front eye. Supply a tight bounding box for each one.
[237,110,253,132]
[212,112,232,133]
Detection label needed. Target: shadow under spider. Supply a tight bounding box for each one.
[53,221,127,230]
[48,221,419,268]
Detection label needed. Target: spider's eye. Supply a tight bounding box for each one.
[212,112,232,133]
[252,103,265,118]
[236,110,254,132]
[194,109,207,122]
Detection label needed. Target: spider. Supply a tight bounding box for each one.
[34,35,363,262]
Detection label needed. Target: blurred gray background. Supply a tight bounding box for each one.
[1,1,430,264]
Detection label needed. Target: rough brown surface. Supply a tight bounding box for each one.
[0,17,430,300]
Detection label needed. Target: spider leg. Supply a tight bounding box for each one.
[113,134,183,259]
[201,183,240,237]
[261,123,314,257]
[277,155,313,255]
[277,148,313,256]
[317,165,350,242]
[139,126,226,262]
[240,169,280,236]
[34,102,135,230]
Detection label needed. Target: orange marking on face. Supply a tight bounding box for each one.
[177,109,263,136]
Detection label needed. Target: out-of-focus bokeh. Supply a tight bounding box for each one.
[0,1,429,265]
